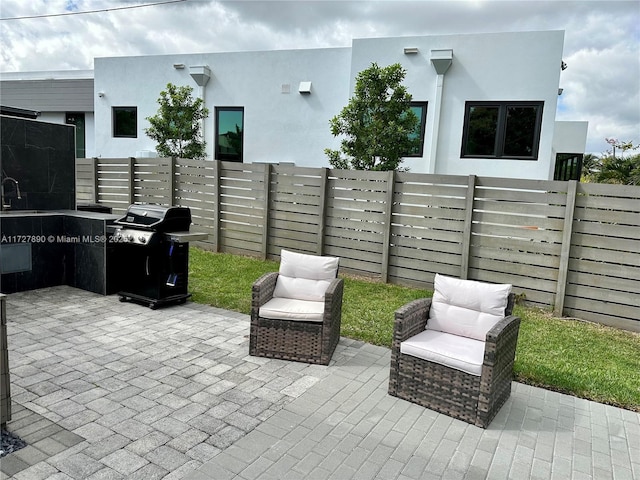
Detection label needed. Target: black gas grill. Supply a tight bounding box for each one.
[113,204,193,309]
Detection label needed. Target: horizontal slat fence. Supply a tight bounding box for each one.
[174,158,217,242]
[268,165,326,257]
[325,169,390,276]
[565,183,640,330]
[469,177,569,307]
[390,173,470,286]
[77,157,640,332]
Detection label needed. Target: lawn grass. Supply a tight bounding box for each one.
[189,247,640,412]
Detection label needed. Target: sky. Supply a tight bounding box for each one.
[1,0,638,155]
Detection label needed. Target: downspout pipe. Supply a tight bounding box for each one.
[189,65,211,149]
[428,49,453,174]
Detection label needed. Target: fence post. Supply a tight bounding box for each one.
[261,163,272,260]
[381,170,395,283]
[460,174,476,280]
[213,160,221,252]
[128,157,135,205]
[317,168,329,255]
[92,157,100,204]
[170,156,177,207]
[554,180,578,316]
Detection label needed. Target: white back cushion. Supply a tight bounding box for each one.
[427,274,511,341]
[273,249,339,301]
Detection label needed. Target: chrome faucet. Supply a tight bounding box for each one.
[1,176,22,210]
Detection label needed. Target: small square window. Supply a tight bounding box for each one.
[113,107,137,138]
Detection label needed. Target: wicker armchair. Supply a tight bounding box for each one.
[250,249,343,365]
[388,274,520,428]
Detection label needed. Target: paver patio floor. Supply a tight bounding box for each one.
[1,286,638,479]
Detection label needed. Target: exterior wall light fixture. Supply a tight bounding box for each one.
[299,81,312,94]
[98,91,105,98]
[404,47,419,55]
[173,63,185,69]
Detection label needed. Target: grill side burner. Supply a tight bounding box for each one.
[114,205,195,309]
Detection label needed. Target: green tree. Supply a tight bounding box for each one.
[325,63,420,171]
[580,153,600,181]
[583,140,640,185]
[591,153,640,185]
[145,83,209,159]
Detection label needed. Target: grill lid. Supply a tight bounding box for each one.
[115,204,191,232]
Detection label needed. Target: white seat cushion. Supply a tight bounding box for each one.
[427,274,511,341]
[259,297,325,322]
[273,249,339,302]
[401,330,486,376]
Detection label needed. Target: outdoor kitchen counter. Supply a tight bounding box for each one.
[0,209,120,295]
[0,209,119,220]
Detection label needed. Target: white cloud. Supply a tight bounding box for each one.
[1,0,638,154]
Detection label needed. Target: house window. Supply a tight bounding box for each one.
[113,107,137,138]
[66,112,85,158]
[461,101,543,159]
[406,102,428,157]
[215,107,244,162]
[554,153,583,181]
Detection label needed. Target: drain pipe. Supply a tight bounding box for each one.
[189,65,211,147]
[428,49,453,174]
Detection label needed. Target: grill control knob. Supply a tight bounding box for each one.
[138,236,147,244]
[127,234,134,242]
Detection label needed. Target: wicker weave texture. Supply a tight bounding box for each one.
[389,294,520,428]
[250,272,343,365]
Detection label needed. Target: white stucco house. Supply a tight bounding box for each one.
[0,30,588,181]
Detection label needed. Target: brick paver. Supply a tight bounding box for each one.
[2,285,639,480]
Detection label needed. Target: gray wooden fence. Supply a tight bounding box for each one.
[77,157,640,332]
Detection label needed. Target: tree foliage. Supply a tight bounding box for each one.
[325,63,420,171]
[582,140,640,185]
[145,83,209,159]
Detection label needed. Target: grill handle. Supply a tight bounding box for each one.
[145,256,150,276]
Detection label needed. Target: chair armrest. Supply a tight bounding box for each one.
[392,298,432,346]
[252,272,279,310]
[483,314,521,366]
[389,298,431,396]
[323,278,344,345]
[324,278,344,316]
[486,314,520,342]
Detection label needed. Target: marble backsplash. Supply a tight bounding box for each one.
[1,115,76,211]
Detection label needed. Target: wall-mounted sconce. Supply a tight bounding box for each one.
[173,63,185,69]
[404,47,419,55]
[299,81,312,94]
[558,88,564,96]
[98,91,105,98]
